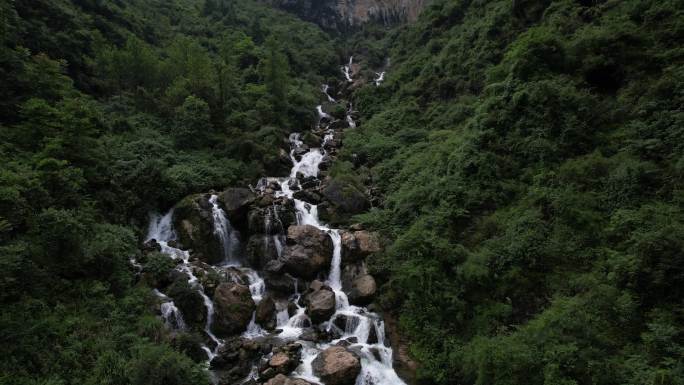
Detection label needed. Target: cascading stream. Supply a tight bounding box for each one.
[260,101,405,385]
[146,211,223,361]
[144,55,401,385]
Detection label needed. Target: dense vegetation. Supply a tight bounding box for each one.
[339,0,684,384]
[0,0,335,383]
[3,0,683,384]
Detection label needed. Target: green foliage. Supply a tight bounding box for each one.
[0,0,336,383]
[340,0,684,384]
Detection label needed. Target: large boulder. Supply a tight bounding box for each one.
[312,346,361,385]
[211,336,261,384]
[217,188,255,230]
[265,374,315,385]
[340,230,381,264]
[263,260,305,295]
[341,262,367,293]
[321,179,369,216]
[305,286,336,324]
[246,235,281,269]
[260,343,302,380]
[247,202,296,234]
[212,283,256,337]
[173,194,224,264]
[347,275,376,306]
[166,280,207,328]
[256,295,277,330]
[282,225,333,280]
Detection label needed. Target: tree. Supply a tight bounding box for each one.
[173,95,212,149]
[261,35,290,124]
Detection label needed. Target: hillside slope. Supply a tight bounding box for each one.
[0,1,336,383]
[339,0,684,383]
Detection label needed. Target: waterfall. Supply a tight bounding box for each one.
[266,99,406,385]
[154,289,186,330]
[322,84,336,102]
[141,54,407,385]
[209,194,240,265]
[346,103,357,128]
[146,210,223,362]
[374,71,386,86]
[342,56,354,82]
[327,230,342,290]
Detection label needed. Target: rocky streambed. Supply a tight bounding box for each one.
[137,57,407,385]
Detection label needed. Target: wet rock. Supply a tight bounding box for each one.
[248,203,296,235]
[246,235,281,269]
[332,314,351,332]
[367,322,378,344]
[292,189,323,205]
[311,346,361,385]
[336,337,358,347]
[369,347,383,361]
[341,262,367,293]
[287,301,299,317]
[305,286,336,324]
[299,176,319,189]
[218,188,255,229]
[348,274,376,306]
[318,155,333,171]
[264,270,304,296]
[354,231,381,255]
[264,374,314,385]
[166,280,207,328]
[212,283,256,337]
[256,295,277,330]
[340,230,381,263]
[173,194,224,264]
[308,280,324,292]
[142,238,161,254]
[259,343,303,380]
[212,337,261,384]
[282,225,333,280]
[320,179,369,222]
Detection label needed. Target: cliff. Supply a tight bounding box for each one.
[264,0,427,30]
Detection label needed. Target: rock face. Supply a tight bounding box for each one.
[305,285,336,324]
[246,234,281,269]
[256,295,277,330]
[340,230,381,263]
[263,260,305,295]
[265,374,314,385]
[172,194,224,264]
[312,346,361,385]
[282,225,334,279]
[260,343,302,380]
[321,179,369,220]
[263,0,426,31]
[211,337,261,384]
[247,203,296,235]
[217,187,255,230]
[348,274,377,306]
[212,283,256,337]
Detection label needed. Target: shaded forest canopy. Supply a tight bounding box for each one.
[1,0,336,384]
[1,0,683,384]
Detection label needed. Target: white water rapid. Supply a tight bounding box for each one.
[210,194,241,265]
[322,84,336,102]
[342,56,354,82]
[374,72,385,86]
[143,55,405,385]
[146,210,223,361]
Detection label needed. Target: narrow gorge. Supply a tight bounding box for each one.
[139,56,403,385]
